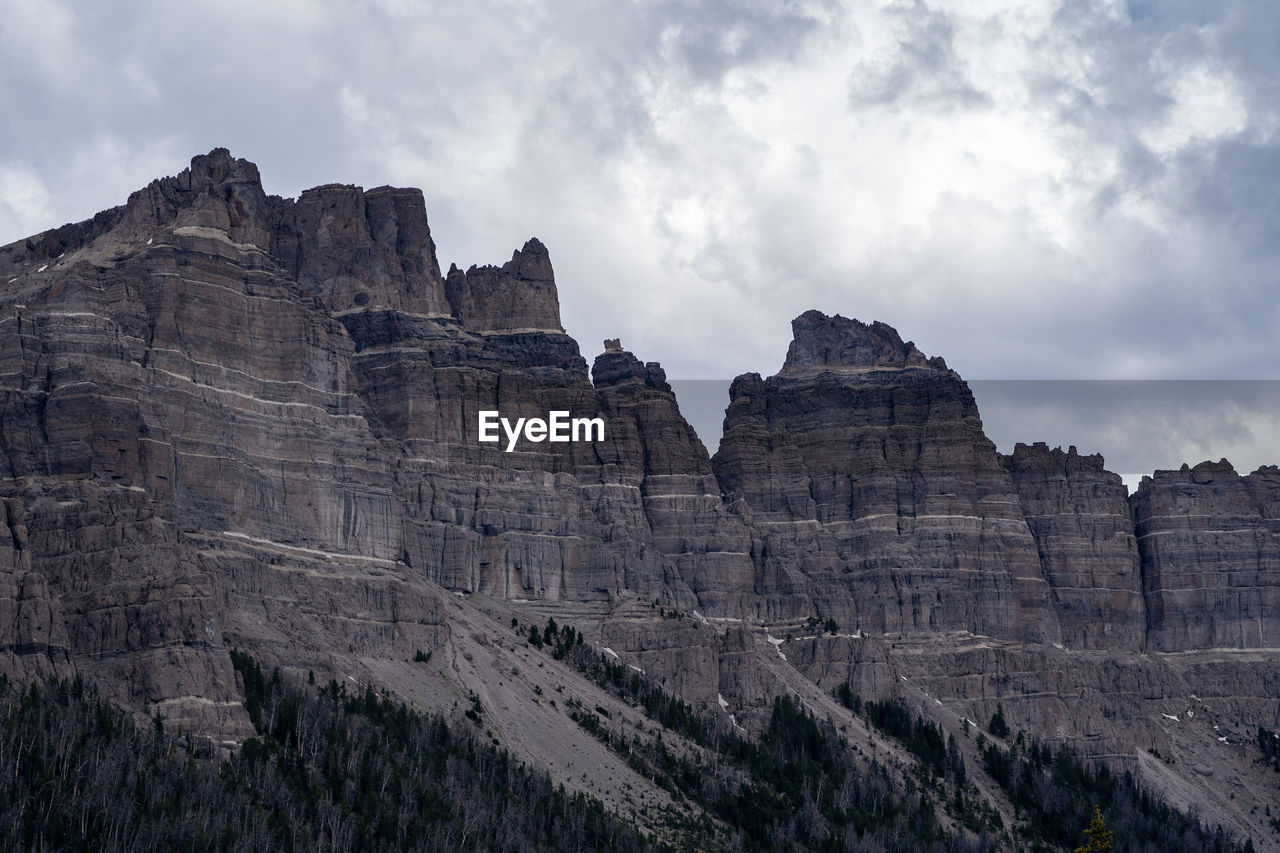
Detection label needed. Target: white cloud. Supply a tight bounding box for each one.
[0,162,53,240]
[1141,63,1248,155]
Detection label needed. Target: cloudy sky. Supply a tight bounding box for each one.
[3,0,1278,471]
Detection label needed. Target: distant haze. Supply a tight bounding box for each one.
[670,379,1280,490]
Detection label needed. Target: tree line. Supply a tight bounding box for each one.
[0,666,656,851]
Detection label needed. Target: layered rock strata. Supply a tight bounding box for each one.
[2,151,1279,840]
[0,150,756,731]
[1005,442,1144,650]
[1133,460,1280,651]
[712,311,1059,642]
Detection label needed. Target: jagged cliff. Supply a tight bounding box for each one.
[2,150,1278,846]
[713,310,1057,642]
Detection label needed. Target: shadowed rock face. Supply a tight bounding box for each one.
[284,182,449,317]
[444,238,562,331]
[1005,442,1145,651]
[714,313,1058,641]
[782,310,943,372]
[2,150,1279,807]
[1133,460,1280,651]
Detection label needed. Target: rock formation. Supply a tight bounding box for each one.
[0,149,742,736]
[444,238,562,331]
[713,311,1058,642]
[1005,442,1144,650]
[2,149,1278,846]
[1133,460,1280,651]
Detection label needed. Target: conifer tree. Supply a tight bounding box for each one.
[1074,805,1113,853]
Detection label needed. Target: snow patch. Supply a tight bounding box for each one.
[37,265,47,272]
[602,647,619,660]
[627,664,644,674]
[1218,736,1229,743]
[1162,713,1179,722]
[693,610,709,625]
[718,694,729,711]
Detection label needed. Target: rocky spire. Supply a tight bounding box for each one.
[444,237,564,332]
[781,310,947,373]
[118,147,274,248]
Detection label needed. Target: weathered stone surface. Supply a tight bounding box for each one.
[782,309,942,372]
[1133,460,1280,651]
[0,152,739,728]
[589,347,757,614]
[0,479,248,741]
[444,238,562,332]
[1005,442,1144,650]
[283,182,450,317]
[713,312,1058,641]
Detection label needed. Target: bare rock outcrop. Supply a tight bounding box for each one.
[282,182,450,317]
[1133,460,1280,651]
[713,311,1057,641]
[1005,442,1144,650]
[781,309,941,372]
[444,238,562,331]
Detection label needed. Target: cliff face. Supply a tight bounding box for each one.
[1133,460,1280,651]
[4,151,1277,660]
[2,151,1279,841]
[0,149,749,735]
[1005,442,1145,650]
[713,311,1058,642]
[0,150,454,740]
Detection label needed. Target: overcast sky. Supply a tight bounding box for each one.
[3,1,1279,470]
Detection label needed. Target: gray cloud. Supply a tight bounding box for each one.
[3,0,1279,406]
[970,380,1280,477]
[848,1,989,110]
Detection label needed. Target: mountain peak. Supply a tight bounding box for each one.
[444,236,563,332]
[184,147,264,192]
[781,310,946,373]
[111,147,273,249]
